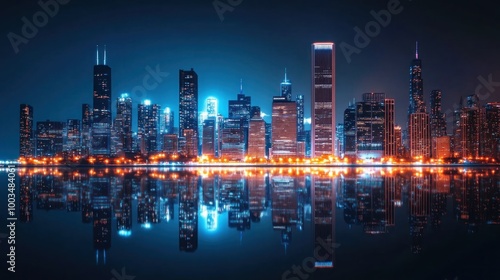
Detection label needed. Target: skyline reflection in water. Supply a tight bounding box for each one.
[7,167,500,279]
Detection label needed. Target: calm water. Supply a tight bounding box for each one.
[1,166,500,280]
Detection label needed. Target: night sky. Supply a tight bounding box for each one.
[1,0,499,159]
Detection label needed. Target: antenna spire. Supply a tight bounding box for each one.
[415,41,419,59]
[96,45,99,65]
[240,78,243,94]
[104,45,107,65]
[284,68,288,82]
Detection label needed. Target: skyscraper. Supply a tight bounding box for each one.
[280,69,292,101]
[35,120,64,157]
[248,116,266,159]
[430,90,447,137]
[408,42,425,118]
[19,104,34,157]
[356,93,385,160]
[296,94,305,142]
[409,113,431,159]
[115,94,133,153]
[138,100,160,155]
[483,103,500,159]
[229,90,251,152]
[163,107,175,134]
[64,119,81,155]
[179,69,198,155]
[460,95,481,159]
[271,96,297,158]
[384,98,396,157]
[92,46,112,156]
[81,104,92,156]
[206,97,218,118]
[343,102,356,159]
[202,119,216,157]
[311,42,335,157]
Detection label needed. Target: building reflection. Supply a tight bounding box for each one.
[15,166,500,260]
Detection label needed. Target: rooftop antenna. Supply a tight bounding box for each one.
[284,68,288,82]
[415,41,419,59]
[104,45,107,65]
[96,45,99,65]
[240,79,243,94]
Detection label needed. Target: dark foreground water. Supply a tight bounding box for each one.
[1,166,499,280]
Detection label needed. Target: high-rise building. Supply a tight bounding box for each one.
[407,42,425,151]
[202,119,216,157]
[356,93,385,160]
[64,119,81,155]
[35,120,64,156]
[162,134,178,154]
[343,102,356,159]
[430,90,447,158]
[115,94,133,154]
[220,118,245,161]
[394,125,403,157]
[311,42,335,157]
[280,69,292,101]
[92,46,112,156]
[81,104,92,156]
[179,69,198,155]
[408,42,425,119]
[384,98,396,157]
[296,94,305,141]
[138,100,160,155]
[160,107,175,136]
[483,103,500,159]
[206,97,218,118]
[19,104,34,157]
[229,90,251,152]
[460,95,481,159]
[409,113,431,159]
[271,96,297,158]
[248,117,266,159]
[430,90,447,137]
[451,97,464,157]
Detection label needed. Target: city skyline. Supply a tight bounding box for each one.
[2,0,500,159]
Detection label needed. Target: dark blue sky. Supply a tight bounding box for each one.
[1,0,499,159]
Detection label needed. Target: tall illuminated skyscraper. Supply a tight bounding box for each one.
[280,69,292,101]
[138,100,160,154]
[356,93,385,160]
[81,104,92,156]
[296,94,305,141]
[271,96,297,158]
[483,102,500,159]
[311,42,335,157]
[408,42,425,118]
[430,90,447,137]
[115,94,133,153]
[179,69,198,155]
[406,42,425,150]
[19,104,34,157]
[409,113,431,159]
[92,45,112,156]
[206,97,218,118]
[384,98,396,157]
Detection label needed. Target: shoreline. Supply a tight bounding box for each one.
[11,163,500,168]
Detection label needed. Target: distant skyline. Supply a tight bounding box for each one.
[2,0,500,159]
